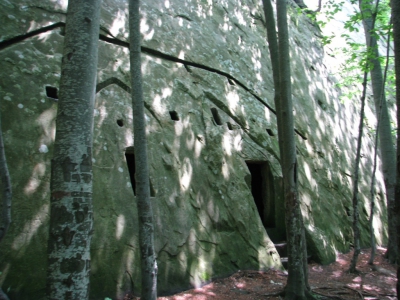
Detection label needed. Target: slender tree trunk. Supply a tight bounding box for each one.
[359,0,397,263]
[368,133,378,265]
[0,102,11,300]
[46,1,101,299]
[128,0,157,299]
[262,0,311,298]
[315,0,322,13]
[0,106,11,245]
[262,0,282,150]
[349,71,368,273]
[391,0,400,295]
[368,22,392,265]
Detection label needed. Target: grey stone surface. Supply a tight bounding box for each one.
[0,0,389,299]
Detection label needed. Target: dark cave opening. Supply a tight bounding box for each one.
[45,86,58,100]
[169,110,180,121]
[125,151,137,195]
[117,119,124,127]
[246,161,276,229]
[125,149,156,197]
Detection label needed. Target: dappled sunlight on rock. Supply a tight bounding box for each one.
[36,105,56,145]
[226,90,239,112]
[124,127,134,147]
[24,162,46,195]
[141,18,155,41]
[194,134,204,158]
[48,0,67,10]
[174,119,184,137]
[0,0,394,298]
[221,158,230,179]
[12,204,49,252]
[115,214,125,240]
[179,157,193,191]
[110,10,127,38]
[222,133,232,156]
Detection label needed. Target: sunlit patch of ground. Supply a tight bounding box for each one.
[127,247,397,300]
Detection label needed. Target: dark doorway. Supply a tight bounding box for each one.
[125,149,156,197]
[125,151,137,195]
[246,161,275,228]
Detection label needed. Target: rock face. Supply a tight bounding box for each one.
[0,0,389,299]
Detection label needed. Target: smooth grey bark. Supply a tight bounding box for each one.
[262,0,312,298]
[368,23,391,265]
[349,71,368,273]
[368,127,378,265]
[0,103,11,300]
[391,0,400,295]
[359,0,397,263]
[128,0,157,299]
[276,1,308,298]
[262,0,282,147]
[46,0,101,299]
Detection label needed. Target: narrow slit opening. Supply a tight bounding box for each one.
[211,107,223,125]
[295,129,307,140]
[266,129,275,136]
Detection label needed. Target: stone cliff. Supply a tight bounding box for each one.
[0,0,389,299]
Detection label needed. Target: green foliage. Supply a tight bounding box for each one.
[316,0,395,104]
[320,34,335,45]
[325,0,346,19]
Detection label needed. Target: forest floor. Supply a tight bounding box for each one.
[129,247,398,299]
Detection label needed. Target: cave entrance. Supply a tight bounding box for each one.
[125,147,155,197]
[125,149,137,195]
[245,161,285,242]
[246,161,275,228]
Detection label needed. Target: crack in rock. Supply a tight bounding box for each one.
[0,22,307,139]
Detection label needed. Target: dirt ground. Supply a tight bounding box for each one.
[129,247,397,299]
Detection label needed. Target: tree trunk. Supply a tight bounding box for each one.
[359,0,397,263]
[368,136,377,265]
[276,2,307,297]
[263,0,311,298]
[315,0,322,13]
[349,71,368,273]
[0,105,11,245]
[128,0,158,299]
[391,0,400,295]
[368,21,392,265]
[0,102,11,300]
[46,1,101,299]
[262,0,282,150]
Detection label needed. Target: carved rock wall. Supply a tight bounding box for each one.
[0,0,388,299]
